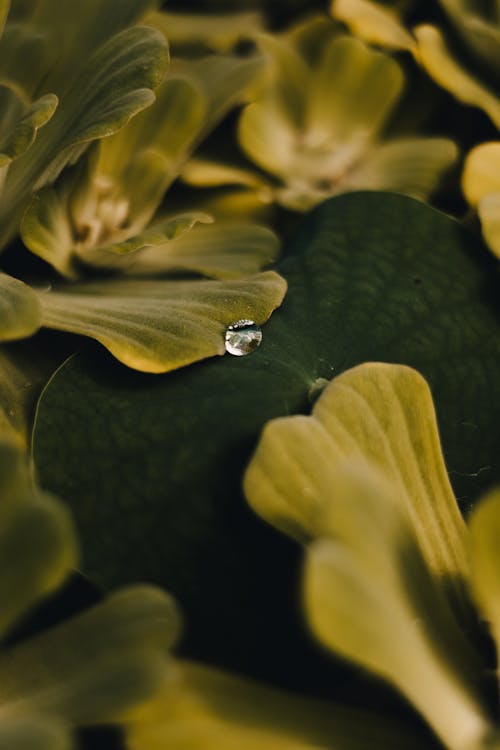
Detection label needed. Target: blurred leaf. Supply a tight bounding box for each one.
[172,54,265,137]
[462,142,500,259]
[0,585,179,725]
[33,193,500,681]
[415,24,500,129]
[469,490,500,652]
[331,0,415,51]
[126,660,437,750]
[0,718,70,750]
[0,441,77,639]
[0,23,54,98]
[144,9,264,52]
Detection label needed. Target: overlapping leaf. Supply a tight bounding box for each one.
[33,193,500,684]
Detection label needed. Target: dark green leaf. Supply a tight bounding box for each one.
[32,192,500,695]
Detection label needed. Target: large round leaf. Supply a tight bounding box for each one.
[33,192,500,695]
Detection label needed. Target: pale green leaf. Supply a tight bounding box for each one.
[462,142,500,206]
[0,585,179,724]
[181,158,268,190]
[0,24,168,237]
[414,24,500,128]
[254,33,309,127]
[126,660,436,750]
[23,0,161,94]
[0,273,41,342]
[0,0,8,37]
[331,0,415,50]
[144,9,264,52]
[171,54,265,137]
[343,137,458,199]
[95,76,206,225]
[0,440,77,638]
[476,193,500,260]
[80,213,212,261]
[0,92,58,167]
[437,0,500,72]
[119,222,280,279]
[245,363,470,603]
[0,22,54,99]
[305,35,403,145]
[20,181,76,278]
[238,99,297,179]
[0,718,70,750]
[246,361,491,750]
[21,157,211,276]
[304,534,491,750]
[469,490,500,653]
[98,76,206,185]
[462,143,500,258]
[38,273,287,373]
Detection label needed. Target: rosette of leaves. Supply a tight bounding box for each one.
[183,15,457,212]
[244,361,500,750]
[0,0,286,443]
[332,0,500,129]
[0,438,180,750]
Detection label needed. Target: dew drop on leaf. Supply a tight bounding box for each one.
[224,319,262,356]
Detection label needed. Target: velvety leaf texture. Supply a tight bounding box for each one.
[33,192,500,689]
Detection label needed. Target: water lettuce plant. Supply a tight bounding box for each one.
[2,0,500,748]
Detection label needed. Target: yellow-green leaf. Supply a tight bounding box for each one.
[304,532,491,750]
[469,490,500,654]
[0,273,41,342]
[119,222,280,279]
[144,9,264,52]
[0,440,77,638]
[343,137,458,199]
[415,24,500,128]
[462,142,500,258]
[38,273,287,373]
[245,363,469,598]
[0,92,58,167]
[0,718,70,750]
[305,35,403,145]
[331,0,415,51]
[126,660,435,750]
[0,585,180,724]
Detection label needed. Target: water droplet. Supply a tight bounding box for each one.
[225,319,262,356]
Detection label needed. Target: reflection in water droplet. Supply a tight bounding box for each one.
[225,320,262,356]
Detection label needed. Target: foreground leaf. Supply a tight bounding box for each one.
[33,193,500,683]
[0,585,179,725]
[38,273,286,373]
[126,660,436,750]
[0,441,77,637]
[244,363,470,617]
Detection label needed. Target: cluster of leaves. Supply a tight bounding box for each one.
[1,0,500,749]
